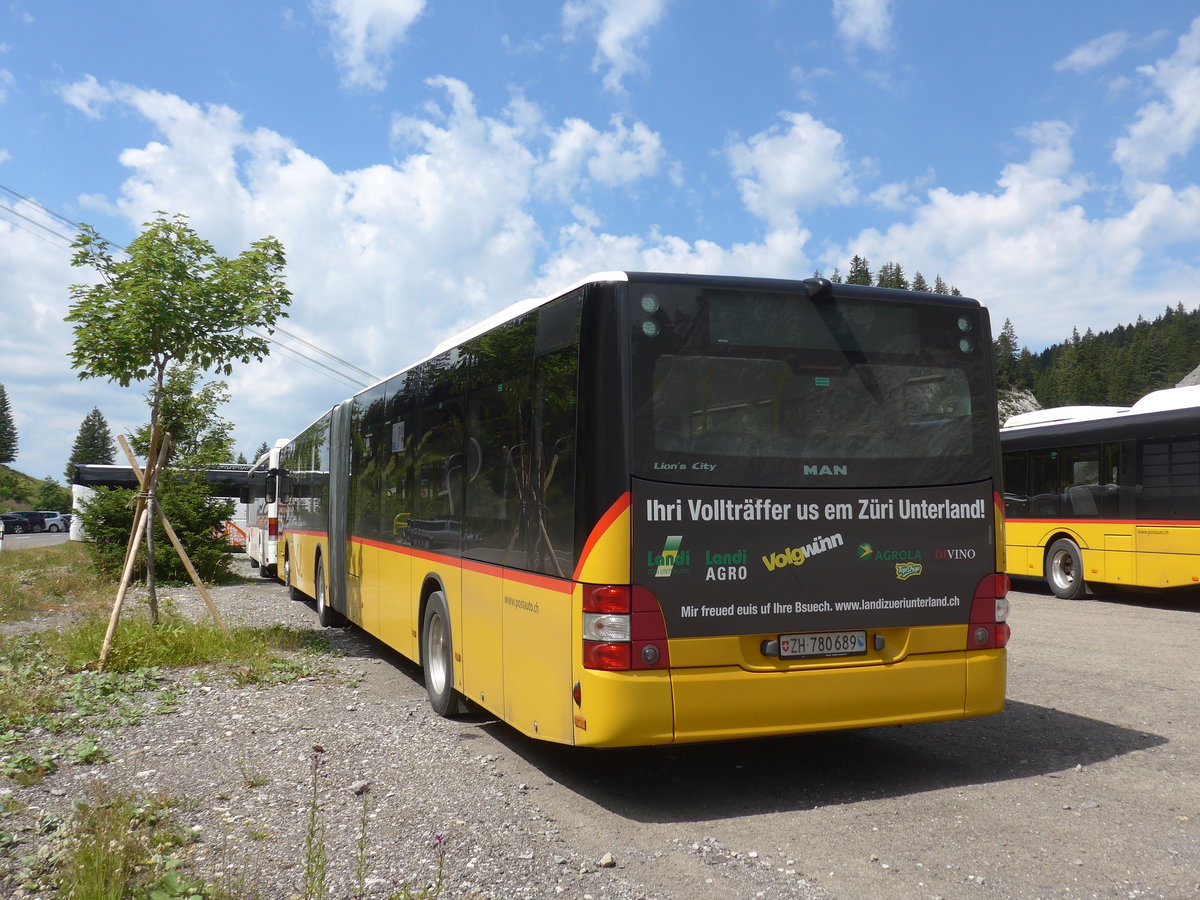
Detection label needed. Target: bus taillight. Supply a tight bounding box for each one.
[582,585,671,670]
[268,517,278,538]
[968,574,1012,650]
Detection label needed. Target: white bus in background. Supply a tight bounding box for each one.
[243,439,288,579]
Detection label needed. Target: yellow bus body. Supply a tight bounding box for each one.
[1005,518,1200,589]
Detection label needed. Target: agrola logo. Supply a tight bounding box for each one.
[857,543,923,562]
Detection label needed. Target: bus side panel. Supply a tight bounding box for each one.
[374,544,414,660]
[1135,525,1200,587]
[501,574,574,744]
[461,564,504,714]
[287,532,326,599]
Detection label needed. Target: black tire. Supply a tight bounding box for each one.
[1046,538,1087,600]
[422,591,460,716]
[314,556,342,627]
[284,554,305,601]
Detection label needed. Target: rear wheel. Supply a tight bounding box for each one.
[1046,538,1087,600]
[314,557,343,627]
[284,553,305,601]
[422,591,460,716]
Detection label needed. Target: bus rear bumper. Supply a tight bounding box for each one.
[670,649,1006,744]
[573,649,1006,747]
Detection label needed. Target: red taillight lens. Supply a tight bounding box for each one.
[582,641,631,670]
[584,585,631,614]
[268,517,278,538]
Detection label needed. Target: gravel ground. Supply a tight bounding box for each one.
[0,556,825,900]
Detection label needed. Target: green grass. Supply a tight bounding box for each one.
[0,543,445,900]
[0,541,110,622]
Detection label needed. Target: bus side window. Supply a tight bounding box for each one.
[1030,449,1059,517]
[1002,451,1028,516]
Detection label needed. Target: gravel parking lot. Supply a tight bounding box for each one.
[3,557,1197,898]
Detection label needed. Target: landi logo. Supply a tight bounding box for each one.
[647,536,691,577]
[895,562,923,580]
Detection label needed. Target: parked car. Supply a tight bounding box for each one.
[1,513,30,534]
[38,511,68,532]
[7,511,46,533]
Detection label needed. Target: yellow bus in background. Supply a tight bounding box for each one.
[1002,386,1200,597]
[278,272,1010,747]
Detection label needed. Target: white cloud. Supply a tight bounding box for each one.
[726,112,858,229]
[59,73,113,118]
[832,0,893,53]
[313,0,426,90]
[562,0,670,93]
[1055,31,1130,73]
[828,120,1200,346]
[1113,16,1200,187]
[0,68,13,104]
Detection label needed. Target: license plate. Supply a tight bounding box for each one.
[779,630,867,659]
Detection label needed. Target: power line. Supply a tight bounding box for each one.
[0,180,378,392]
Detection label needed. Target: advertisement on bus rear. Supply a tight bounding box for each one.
[632,479,995,638]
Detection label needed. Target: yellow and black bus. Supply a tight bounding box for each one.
[1002,386,1200,597]
[278,272,1010,747]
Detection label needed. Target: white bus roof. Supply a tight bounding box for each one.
[429,271,629,358]
[1002,385,1200,431]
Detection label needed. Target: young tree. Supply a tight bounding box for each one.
[251,441,271,464]
[130,366,235,467]
[0,383,17,465]
[910,271,930,293]
[67,212,290,615]
[65,407,117,482]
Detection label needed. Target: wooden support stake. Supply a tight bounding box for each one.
[118,435,229,636]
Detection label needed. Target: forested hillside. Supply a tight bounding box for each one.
[993,303,1200,409]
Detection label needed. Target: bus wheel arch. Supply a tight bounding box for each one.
[1045,536,1088,600]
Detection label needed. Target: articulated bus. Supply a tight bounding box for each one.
[278,272,1010,747]
[1001,385,1200,598]
[242,439,288,579]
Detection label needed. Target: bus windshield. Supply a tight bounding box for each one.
[628,282,993,487]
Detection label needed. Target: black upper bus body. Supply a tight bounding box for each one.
[280,272,1003,642]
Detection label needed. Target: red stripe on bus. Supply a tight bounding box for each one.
[572,492,631,582]
[1005,518,1200,527]
[347,536,574,593]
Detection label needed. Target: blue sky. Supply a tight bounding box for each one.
[2,1,1200,482]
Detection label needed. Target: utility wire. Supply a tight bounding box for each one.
[1,180,377,392]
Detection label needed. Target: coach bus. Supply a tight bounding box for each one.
[277,272,1010,747]
[1001,385,1200,598]
[242,439,288,578]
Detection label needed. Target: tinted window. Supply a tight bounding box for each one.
[629,283,993,487]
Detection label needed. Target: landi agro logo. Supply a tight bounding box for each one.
[762,533,844,573]
[895,562,923,580]
[648,536,691,577]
